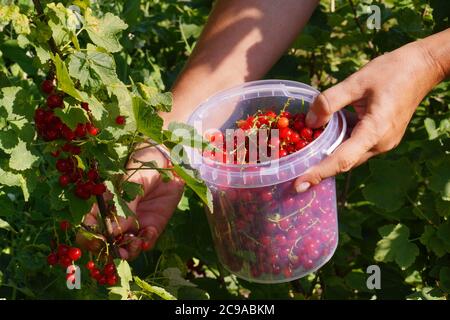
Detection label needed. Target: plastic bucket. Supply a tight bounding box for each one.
[187,80,346,283]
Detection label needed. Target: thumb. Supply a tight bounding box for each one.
[306,76,360,128]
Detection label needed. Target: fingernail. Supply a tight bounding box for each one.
[296,182,311,193]
[306,111,317,127]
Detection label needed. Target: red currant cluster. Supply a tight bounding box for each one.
[204,109,324,163]
[86,261,117,286]
[47,244,82,268]
[34,78,128,200]
[47,220,82,268]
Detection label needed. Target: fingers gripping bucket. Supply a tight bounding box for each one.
[187,80,346,283]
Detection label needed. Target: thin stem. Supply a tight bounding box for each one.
[96,195,120,259]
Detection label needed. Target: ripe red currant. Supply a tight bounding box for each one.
[115,115,126,125]
[68,247,82,261]
[141,241,151,251]
[86,123,99,136]
[103,263,116,276]
[59,220,70,231]
[47,253,58,265]
[86,261,95,270]
[75,123,86,137]
[300,127,313,141]
[47,94,63,109]
[87,169,99,182]
[41,80,55,94]
[106,274,117,286]
[277,117,289,129]
[92,183,106,196]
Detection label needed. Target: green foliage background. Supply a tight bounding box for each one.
[0,0,449,300]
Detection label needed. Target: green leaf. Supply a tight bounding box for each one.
[429,160,450,201]
[420,225,448,257]
[53,107,89,130]
[436,222,450,248]
[122,181,143,202]
[136,83,172,112]
[424,118,438,140]
[67,190,94,220]
[0,217,16,232]
[133,97,164,143]
[105,181,134,218]
[85,9,128,53]
[171,163,212,212]
[374,223,419,269]
[52,54,83,100]
[134,276,177,300]
[363,158,417,211]
[68,45,117,89]
[108,259,132,300]
[9,140,39,171]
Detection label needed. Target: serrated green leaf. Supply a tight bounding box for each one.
[52,54,82,100]
[9,140,38,171]
[105,181,134,218]
[85,9,128,53]
[420,225,448,257]
[171,163,212,212]
[53,107,89,130]
[375,223,419,269]
[136,83,172,112]
[122,181,143,202]
[436,222,450,248]
[68,44,117,89]
[134,276,176,300]
[429,160,450,201]
[66,190,94,220]
[363,158,417,211]
[424,118,438,140]
[133,97,163,143]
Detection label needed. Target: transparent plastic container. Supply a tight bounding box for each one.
[187,80,346,283]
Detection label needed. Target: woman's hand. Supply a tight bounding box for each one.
[295,33,449,193]
[77,146,184,260]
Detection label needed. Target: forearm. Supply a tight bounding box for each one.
[163,0,319,125]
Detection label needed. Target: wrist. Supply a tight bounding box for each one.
[415,29,450,83]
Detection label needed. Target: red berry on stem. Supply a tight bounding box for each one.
[57,244,70,257]
[290,132,301,143]
[41,80,54,94]
[59,175,71,187]
[59,255,72,267]
[62,143,72,152]
[47,253,58,265]
[277,117,289,129]
[59,220,70,231]
[51,150,61,158]
[92,183,106,195]
[56,159,71,173]
[98,275,107,286]
[103,263,116,276]
[295,140,308,150]
[62,126,76,141]
[106,274,117,286]
[90,268,101,279]
[68,247,82,261]
[86,261,95,270]
[115,115,126,125]
[300,127,313,141]
[87,169,99,182]
[75,123,86,137]
[279,127,292,140]
[47,94,63,109]
[86,123,99,136]
[75,183,91,200]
